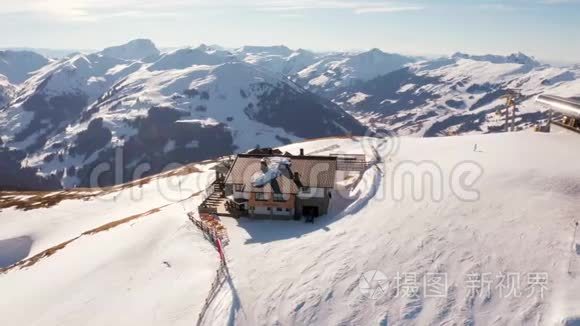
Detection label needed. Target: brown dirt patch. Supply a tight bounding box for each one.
[0,205,170,274]
[0,164,201,211]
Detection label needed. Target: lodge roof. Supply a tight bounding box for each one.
[224,154,337,194]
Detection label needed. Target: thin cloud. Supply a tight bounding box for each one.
[277,13,306,18]
[0,0,191,20]
[478,3,517,11]
[540,0,580,3]
[255,0,425,13]
[0,0,425,20]
[355,6,424,14]
[477,0,579,12]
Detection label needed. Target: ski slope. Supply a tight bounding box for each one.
[0,162,220,325]
[1,132,580,325]
[205,133,580,325]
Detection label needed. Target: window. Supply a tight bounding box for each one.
[234,184,244,192]
[267,207,271,211]
[276,208,282,212]
[273,193,285,202]
[301,187,311,194]
[255,192,266,201]
[286,208,290,212]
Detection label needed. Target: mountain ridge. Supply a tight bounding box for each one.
[2,39,579,190]
[0,40,368,190]
[0,50,50,84]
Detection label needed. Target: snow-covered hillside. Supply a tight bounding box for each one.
[2,131,580,325]
[234,45,321,76]
[233,46,416,94]
[0,74,15,107]
[208,46,580,138]
[0,161,219,325]
[336,53,580,136]
[0,50,50,84]
[0,40,367,190]
[203,131,580,325]
[101,38,160,61]
[293,49,416,96]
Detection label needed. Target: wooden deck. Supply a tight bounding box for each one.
[197,181,242,218]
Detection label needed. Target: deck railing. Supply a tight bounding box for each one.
[331,154,368,171]
[199,175,217,203]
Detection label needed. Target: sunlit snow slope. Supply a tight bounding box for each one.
[1,131,580,326]
[0,162,219,325]
[206,132,580,325]
[0,74,15,107]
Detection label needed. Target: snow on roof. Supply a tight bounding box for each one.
[225,154,337,193]
[250,157,292,187]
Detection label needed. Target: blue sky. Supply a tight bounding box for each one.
[1,0,579,63]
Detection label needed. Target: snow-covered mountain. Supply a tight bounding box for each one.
[100,38,160,61]
[334,53,580,136]
[451,51,542,66]
[233,45,321,76]
[233,46,416,93]
[151,45,237,70]
[2,132,580,325]
[210,46,579,137]
[3,40,580,190]
[0,40,367,190]
[3,37,580,326]
[292,49,417,96]
[0,47,97,59]
[0,50,50,84]
[0,74,15,107]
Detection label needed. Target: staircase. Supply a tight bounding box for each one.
[198,181,226,215]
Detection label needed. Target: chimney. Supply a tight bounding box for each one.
[299,148,304,156]
[293,172,300,180]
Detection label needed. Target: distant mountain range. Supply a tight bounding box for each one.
[1,39,579,190]
[0,50,50,84]
[334,52,580,136]
[0,47,96,60]
[0,40,368,190]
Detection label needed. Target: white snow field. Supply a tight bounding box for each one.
[205,133,580,326]
[0,162,219,325]
[2,131,580,325]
